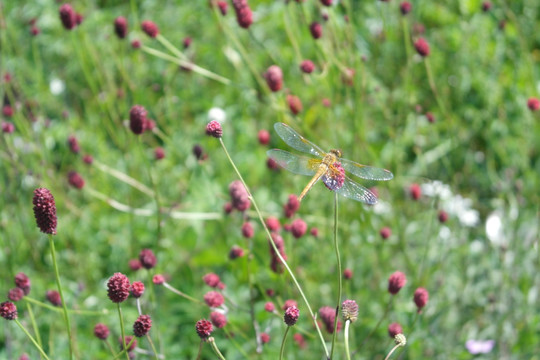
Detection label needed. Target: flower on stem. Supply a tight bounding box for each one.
[68,135,80,154]
[260,332,270,344]
[258,129,270,145]
[232,0,253,29]
[284,306,299,326]
[204,291,224,308]
[319,306,341,333]
[152,274,165,285]
[310,22,322,39]
[527,97,540,111]
[59,4,76,30]
[341,300,358,323]
[293,333,306,348]
[196,319,213,339]
[426,112,435,123]
[139,249,157,269]
[217,1,228,15]
[131,39,141,49]
[67,171,85,189]
[1,122,15,133]
[130,281,145,298]
[206,120,223,138]
[154,147,165,160]
[229,180,251,211]
[264,65,283,92]
[46,290,62,306]
[133,315,152,337]
[282,299,297,310]
[129,259,142,271]
[82,154,93,165]
[400,2,412,15]
[107,272,130,303]
[438,210,449,223]
[300,60,315,74]
[290,218,307,239]
[114,16,128,39]
[241,222,254,238]
[343,268,353,280]
[413,287,429,311]
[0,301,18,320]
[14,273,31,295]
[394,333,407,347]
[481,1,492,12]
[141,20,159,38]
[118,336,137,351]
[8,288,24,302]
[414,38,430,57]
[380,227,391,239]
[388,271,407,295]
[94,323,110,340]
[264,302,275,312]
[2,105,13,117]
[203,273,221,288]
[229,245,245,259]
[388,322,403,337]
[266,216,281,232]
[33,188,58,235]
[409,183,421,200]
[269,233,287,273]
[320,0,332,6]
[287,95,303,115]
[129,105,148,135]
[210,311,227,328]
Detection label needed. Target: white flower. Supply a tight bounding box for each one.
[50,78,65,95]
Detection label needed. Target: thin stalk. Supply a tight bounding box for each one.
[162,282,203,304]
[14,319,51,360]
[208,337,227,360]
[117,303,130,360]
[156,34,188,61]
[24,296,108,315]
[146,334,160,360]
[113,337,136,360]
[344,320,352,360]
[104,339,116,358]
[26,302,43,351]
[279,326,291,360]
[424,59,448,120]
[218,138,330,358]
[49,235,73,360]
[360,297,394,348]
[330,192,342,359]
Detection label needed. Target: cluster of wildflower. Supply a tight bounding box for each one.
[129,105,155,135]
[232,0,253,29]
[59,4,83,30]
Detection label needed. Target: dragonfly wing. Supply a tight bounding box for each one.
[329,175,378,204]
[274,123,325,157]
[339,158,394,181]
[267,149,319,176]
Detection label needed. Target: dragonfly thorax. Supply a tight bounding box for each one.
[329,149,342,158]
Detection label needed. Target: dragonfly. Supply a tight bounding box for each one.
[267,123,393,204]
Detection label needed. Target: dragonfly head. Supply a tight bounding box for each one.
[329,149,342,158]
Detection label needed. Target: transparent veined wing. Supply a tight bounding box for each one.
[274,123,325,158]
[324,175,378,204]
[267,149,319,176]
[339,158,394,181]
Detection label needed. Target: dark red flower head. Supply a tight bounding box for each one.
[341,299,358,322]
[204,291,225,308]
[282,299,298,310]
[141,20,159,38]
[152,274,165,285]
[0,301,18,320]
[114,16,128,39]
[287,95,303,115]
[284,306,299,326]
[46,290,62,307]
[343,268,353,280]
[481,1,492,12]
[59,4,76,30]
[154,147,166,160]
[232,0,253,29]
[284,194,300,218]
[229,180,251,211]
[119,336,137,351]
[241,222,254,238]
[414,38,430,57]
[2,105,13,117]
[527,97,540,111]
[388,271,407,295]
[203,273,221,288]
[94,323,110,340]
[131,40,141,49]
[320,0,332,6]
[206,120,223,138]
[265,217,281,232]
[426,112,435,123]
[68,135,80,154]
[388,322,403,337]
[409,183,421,200]
[133,315,152,337]
[438,210,448,223]
[196,319,213,339]
[413,287,429,310]
[129,105,147,135]
[217,1,228,15]
[319,306,341,333]
[83,154,93,165]
[15,273,31,295]
[300,60,315,74]
[229,245,245,259]
[264,302,275,312]
[380,227,391,239]
[2,122,15,133]
[68,171,85,189]
[310,22,322,39]
[260,332,270,344]
[210,311,227,328]
[8,288,24,302]
[400,2,412,15]
[130,281,145,298]
[107,272,130,303]
[129,259,142,271]
[291,219,307,239]
[139,249,157,269]
[258,129,270,145]
[33,188,58,235]
[265,65,283,92]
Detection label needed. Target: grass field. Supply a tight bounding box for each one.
[1,1,540,359]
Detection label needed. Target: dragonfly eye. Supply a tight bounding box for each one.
[330,149,342,158]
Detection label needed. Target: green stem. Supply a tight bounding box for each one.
[24,296,108,315]
[117,303,130,360]
[162,282,203,304]
[26,301,43,351]
[384,343,402,360]
[330,193,341,359]
[49,235,73,360]
[218,138,330,358]
[14,319,51,360]
[424,58,448,120]
[113,337,136,360]
[360,297,394,348]
[279,326,291,360]
[146,334,160,360]
[344,320,352,360]
[208,337,227,360]
[137,138,162,245]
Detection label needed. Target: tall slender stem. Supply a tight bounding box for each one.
[14,319,51,360]
[49,235,73,360]
[117,303,130,360]
[330,192,342,359]
[209,337,227,360]
[218,138,330,358]
[279,326,291,360]
[344,320,352,360]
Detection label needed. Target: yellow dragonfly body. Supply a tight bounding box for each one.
[267,123,393,204]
